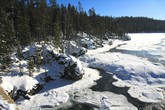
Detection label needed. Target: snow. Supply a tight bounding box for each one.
[83,52,165,83]
[66,55,84,76]
[1,75,38,92]
[86,40,123,54]
[81,37,96,49]
[65,41,86,55]
[0,40,133,110]
[2,41,106,109]
[71,89,137,110]
[0,99,16,110]
[118,33,165,51]
[80,33,165,103]
[17,67,101,110]
[2,33,165,109]
[128,86,164,103]
[77,32,102,49]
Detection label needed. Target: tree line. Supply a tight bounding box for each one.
[1,0,165,66]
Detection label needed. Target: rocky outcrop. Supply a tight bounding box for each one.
[62,56,84,80]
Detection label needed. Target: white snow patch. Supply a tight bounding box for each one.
[72,89,137,110]
[17,67,101,110]
[128,86,164,103]
[1,76,38,92]
[0,98,16,110]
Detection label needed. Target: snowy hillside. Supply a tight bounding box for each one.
[0,42,86,109]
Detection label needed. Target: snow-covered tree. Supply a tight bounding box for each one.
[35,48,42,72]
[28,57,34,77]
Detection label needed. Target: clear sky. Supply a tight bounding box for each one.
[56,0,165,20]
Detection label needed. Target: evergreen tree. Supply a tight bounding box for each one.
[36,48,42,72]
[49,0,60,44]
[54,16,61,48]
[17,44,23,60]
[13,0,31,47]
[65,3,74,40]
[0,0,16,66]
[60,4,66,38]
[60,4,67,53]
[17,44,23,75]
[78,1,84,33]
[89,7,96,35]
[70,5,79,34]
[27,0,37,41]
[28,57,34,77]
[36,0,50,43]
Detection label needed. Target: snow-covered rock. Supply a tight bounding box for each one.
[81,37,96,49]
[1,76,38,92]
[62,55,84,80]
[65,41,87,57]
[74,32,104,50]
[1,75,43,101]
[122,34,131,41]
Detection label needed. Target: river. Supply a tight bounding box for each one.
[51,34,165,110]
[66,35,165,110]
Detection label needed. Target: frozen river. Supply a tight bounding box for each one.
[110,34,165,66]
[38,33,165,110]
[77,33,165,110]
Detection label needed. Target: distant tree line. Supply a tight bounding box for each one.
[112,17,165,33]
[1,0,165,66]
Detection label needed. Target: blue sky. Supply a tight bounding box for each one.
[56,0,165,20]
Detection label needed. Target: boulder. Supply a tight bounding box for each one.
[66,41,87,57]
[28,83,43,95]
[62,56,84,80]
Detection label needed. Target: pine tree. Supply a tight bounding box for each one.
[17,44,23,60]
[0,0,16,67]
[70,5,78,34]
[60,4,66,38]
[27,0,37,41]
[89,7,96,35]
[78,1,84,33]
[60,4,67,53]
[14,0,31,47]
[36,48,42,72]
[65,3,74,40]
[49,0,59,44]
[54,16,61,48]
[36,0,50,43]
[28,57,34,77]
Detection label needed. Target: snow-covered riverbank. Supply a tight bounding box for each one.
[15,39,137,110]
[1,33,165,110]
[15,67,101,110]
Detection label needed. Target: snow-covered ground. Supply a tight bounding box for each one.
[80,33,165,103]
[15,67,137,110]
[0,89,16,110]
[2,33,165,109]
[71,89,137,110]
[16,67,101,110]
[0,99,16,110]
[0,35,138,109]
